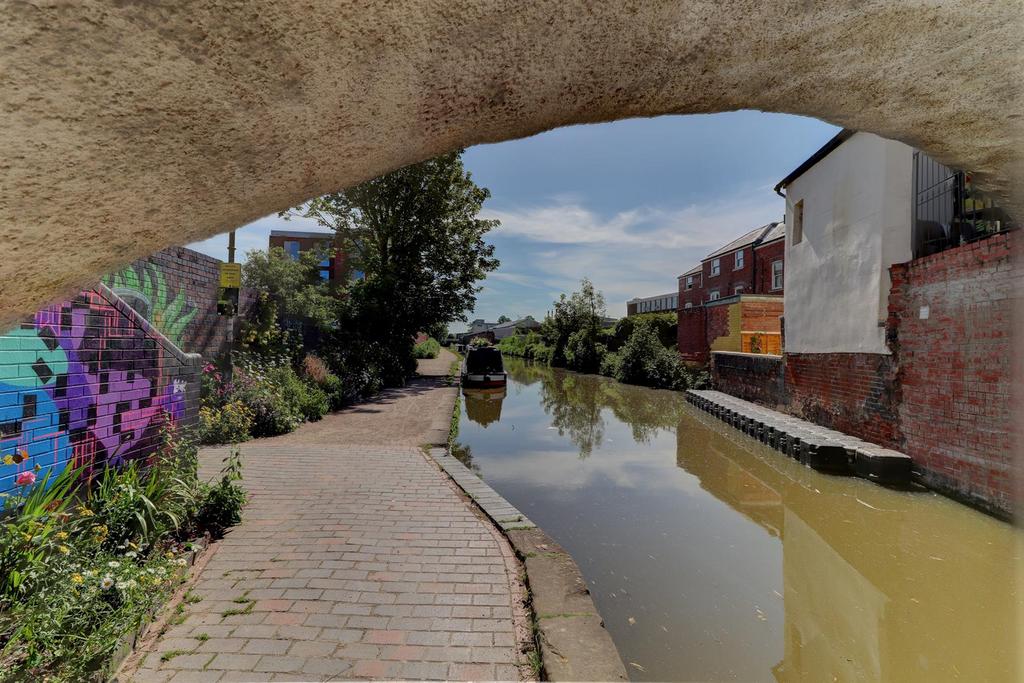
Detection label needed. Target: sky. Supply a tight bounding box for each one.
[188,111,839,329]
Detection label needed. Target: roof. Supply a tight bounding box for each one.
[756,221,786,246]
[704,222,780,260]
[774,129,856,193]
[491,316,541,331]
[269,229,335,240]
[678,264,703,279]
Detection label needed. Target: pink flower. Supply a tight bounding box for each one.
[15,471,36,487]
[203,363,216,373]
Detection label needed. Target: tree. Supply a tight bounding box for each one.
[241,246,338,329]
[541,278,606,368]
[497,315,511,324]
[286,151,499,337]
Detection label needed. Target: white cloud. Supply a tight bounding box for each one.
[485,188,783,250]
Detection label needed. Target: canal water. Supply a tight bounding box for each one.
[455,358,1022,682]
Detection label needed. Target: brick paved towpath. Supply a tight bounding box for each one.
[123,349,531,682]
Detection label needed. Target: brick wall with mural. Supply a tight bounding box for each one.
[888,231,1019,515]
[103,246,249,360]
[0,286,201,494]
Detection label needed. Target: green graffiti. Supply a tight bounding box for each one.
[0,328,69,388]
[104,263,198,345]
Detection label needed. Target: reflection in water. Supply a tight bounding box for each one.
[463,387,507,427]
[455,358,1022,682]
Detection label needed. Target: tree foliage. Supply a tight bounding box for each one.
[541,278,606,369]
[242,246,338,329]
[288,151,499,336]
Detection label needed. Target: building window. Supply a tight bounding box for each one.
[283,241,301,261]
[734,249,744,270]
[684,302,692,310]
[708,289,720,302]
[734,284,744,295]
[791,200,804,245]
[771,260,784,290]
[710,258,721,277]
[685,275,695,290]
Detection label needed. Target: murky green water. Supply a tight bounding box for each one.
[455,358,1023,682]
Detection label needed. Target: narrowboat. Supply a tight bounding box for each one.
[461,347,507,388]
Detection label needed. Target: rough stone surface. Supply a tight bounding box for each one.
[1,1,1022,327]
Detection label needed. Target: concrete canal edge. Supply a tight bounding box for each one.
[427,447,628,682]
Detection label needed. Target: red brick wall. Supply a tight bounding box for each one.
[784,352,902,448]
[713,231,1019,518]
[888,231,1019,515]
[754,239,785,294]
[712,352,786,405]
[679,273,704,309]
[105,247,250,360]
[703,247,754,299]
[677,307,707,363]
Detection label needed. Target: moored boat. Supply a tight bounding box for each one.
[461,346,507,387]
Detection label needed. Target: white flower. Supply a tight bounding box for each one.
[175,558,188,566]
[115,581,127,590]
[84,570,97,578]
[125,551,138,559]
[107,561,120,568]
[145,568,155,574]
[100,576,114,590]
[155,567,166,576]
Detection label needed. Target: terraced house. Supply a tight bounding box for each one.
[677,221,786,362]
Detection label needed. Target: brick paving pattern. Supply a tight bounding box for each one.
[125,350,526,681]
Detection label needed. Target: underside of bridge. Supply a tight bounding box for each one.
[1,0,1021,327]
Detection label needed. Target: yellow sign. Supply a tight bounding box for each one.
[219,263,242,289]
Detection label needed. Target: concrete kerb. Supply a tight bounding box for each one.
[427,448,628,682]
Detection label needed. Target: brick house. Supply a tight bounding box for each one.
[677,221,785,362]
[713,129,1019,517]
[269,229,357,283]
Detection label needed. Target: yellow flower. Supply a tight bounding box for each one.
[58,545,71,555]
[77,506,94,517]
[2,455,13,466]
[71,573,84,585]
[56,532,69,541]
[164,551,175,560]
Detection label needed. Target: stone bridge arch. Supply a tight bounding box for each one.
[1,1,1020,327]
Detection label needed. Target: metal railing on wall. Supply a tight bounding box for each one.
[912,152,1017,259]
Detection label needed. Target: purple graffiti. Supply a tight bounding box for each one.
[33,292,175,470]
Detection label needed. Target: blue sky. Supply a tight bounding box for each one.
[189,111,839,328]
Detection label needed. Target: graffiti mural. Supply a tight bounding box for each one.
[103,262,197,346]
[0,290,192,493]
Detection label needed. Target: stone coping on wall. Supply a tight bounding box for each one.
[712,350,783,359]
[95,282,203,367]
[427,447,628,682]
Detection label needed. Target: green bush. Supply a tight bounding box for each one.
[199,400,253,445]
[196,449,247,534]
[0,427,246,681]
[599,350,622,378]
[497,331,554,364]
[563,327,606,374]
[613,324,705,390]
[609,312,677,351]
[413,337,441,359]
